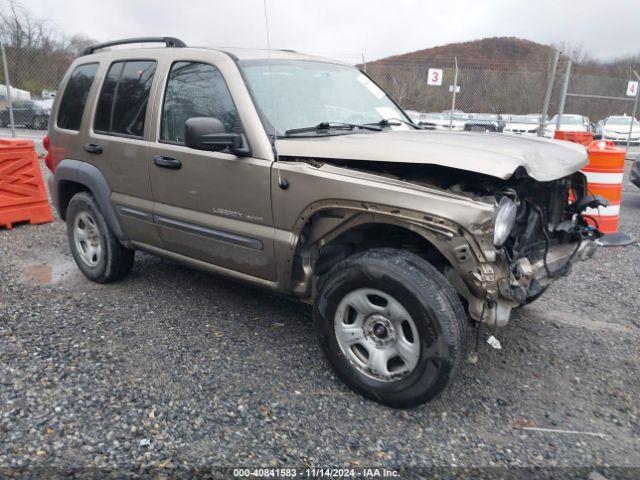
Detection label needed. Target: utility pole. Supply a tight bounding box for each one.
[627,71,640,154]
[556,58,572,132]
[449,57,458,129]
[539,49,559,137]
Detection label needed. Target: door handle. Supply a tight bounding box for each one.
[83,143,103,154]
[153,155,182,170]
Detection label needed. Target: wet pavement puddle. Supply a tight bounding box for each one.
[22,258,81,285]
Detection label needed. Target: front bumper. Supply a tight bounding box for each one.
[505,130,538,136]
[604,135,640,146]
[459,239,598,326]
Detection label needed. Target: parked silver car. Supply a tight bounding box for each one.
[426,111,466,131]
[543,114,591,138]
[596,116,640,146]
[504,114,541,136]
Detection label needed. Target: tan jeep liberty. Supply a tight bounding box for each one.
[45,37,602,408]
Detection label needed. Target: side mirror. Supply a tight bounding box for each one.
[184,117,250,156]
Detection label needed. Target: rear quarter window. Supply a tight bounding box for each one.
[94,60,157,138]
[56,63,99,131]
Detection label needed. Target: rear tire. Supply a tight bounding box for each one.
[66,191,134,283]
[314,248,467,408]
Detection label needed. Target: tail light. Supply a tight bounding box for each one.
[43,134,53,172]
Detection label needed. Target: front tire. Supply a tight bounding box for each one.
[66,192,134,283]
[314,248,467,408]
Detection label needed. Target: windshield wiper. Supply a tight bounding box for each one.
[284,121,382,136]
[369,118,421,129]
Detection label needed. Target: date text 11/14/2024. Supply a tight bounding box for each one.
[233,468,400,478]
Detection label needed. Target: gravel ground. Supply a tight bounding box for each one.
[1,158,639,478]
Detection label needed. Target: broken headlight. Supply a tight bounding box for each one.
[493,196,517,247]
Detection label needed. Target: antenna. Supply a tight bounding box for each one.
[262,0,288,189]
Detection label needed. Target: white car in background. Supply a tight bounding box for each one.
[33,98,54,114]
[597,115,640,146]
[543,114,591,138]
[423,112,467,131]
[504,114,541,136]
[404,109,423,125]
[402,110,438,130]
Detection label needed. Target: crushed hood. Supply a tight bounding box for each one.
[276,130,588,182]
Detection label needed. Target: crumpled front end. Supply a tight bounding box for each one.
[453,170,601,326]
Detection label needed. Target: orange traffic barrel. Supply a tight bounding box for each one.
[582,140,625,236]
[554,130,594,146]
[0,137,53,229]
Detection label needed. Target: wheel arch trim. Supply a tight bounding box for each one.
[51,159,128,242]
[282,199,485,299]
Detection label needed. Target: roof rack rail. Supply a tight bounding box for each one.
[82,37,186,56]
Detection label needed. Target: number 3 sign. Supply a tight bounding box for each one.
[427,68,443,86]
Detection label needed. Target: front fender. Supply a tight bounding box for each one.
[283,199,488,300]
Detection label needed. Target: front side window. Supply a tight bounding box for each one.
[239,60,408,136]
[161,61,239,143]
[56,63,98,131]
[94,60,157,138]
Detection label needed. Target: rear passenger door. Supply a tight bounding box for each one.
[84,59,163,248]
[147,60,276,280]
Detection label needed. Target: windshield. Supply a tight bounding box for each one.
[509,115,539,124]
[240,60,409,135]
[606,116,639,126]
[423,113,445,120]
[550,114,583,125]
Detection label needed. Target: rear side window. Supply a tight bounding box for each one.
[57,63,98,131]
[94,60,157,138]
[94,62,123,133]
[161,61,239,143]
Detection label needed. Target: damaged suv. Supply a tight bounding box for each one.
[46,38,601,408]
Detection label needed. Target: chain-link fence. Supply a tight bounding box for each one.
[366,55,559,134]
[369,60,553,116]
[1,40,639,160]
[563,62,640,158]
[365,53,640,158]
[0,42,73,135]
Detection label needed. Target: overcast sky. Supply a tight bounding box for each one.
[18,0,640,63]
